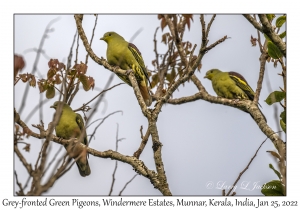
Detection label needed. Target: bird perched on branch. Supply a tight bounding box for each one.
[100,32,152,106]
[204,69,266,122]
[50,101,91,177]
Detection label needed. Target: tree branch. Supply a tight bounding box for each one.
[243,14,286,57]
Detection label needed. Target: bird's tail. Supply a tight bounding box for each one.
[139,81,152,106]
[65,142,91,177]
[76,159,91,177]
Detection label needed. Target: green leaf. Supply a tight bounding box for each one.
[267,41,283,59]
[266,14,275,22]
[150,73,159,88]
[261,180,285,196]
[166,68,176,83]
[280,119,286,133]
[78,74,89,91]
[265,91,286,105]
[46,86,55,99]
[279,31,286,39]
[264,34,271,42]
[269,164,281,179]
[280,110,286,123]
[276,16,286,28]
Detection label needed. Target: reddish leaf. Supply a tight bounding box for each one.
[55,74,62,84]
[48,59,59,68]
[29,75,36,87]
[74,63,88,74]
[183,14,193,30]
[19,73,28,82]
[88,76,95,90]
[161,18,167,31]
[161,33,170,44]
[23,127,32,137]
[23,144,30,152]
[47,67,57,79]
[14,54,25,79]
[38,81,45,93]
[250,35,257,46]
[58,62,65,71]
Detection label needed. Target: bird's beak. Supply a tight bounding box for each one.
[100,37,104,40]
[204,75,207,78]
[50,105,54,108]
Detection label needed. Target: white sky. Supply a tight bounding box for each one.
[2,0,300,206]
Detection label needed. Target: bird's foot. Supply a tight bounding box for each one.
[125,69,133,76]
[112,66,120,72]
[233,99,240,104]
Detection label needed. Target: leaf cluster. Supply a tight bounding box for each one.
[35,59,95,99]
[150,15,200,90]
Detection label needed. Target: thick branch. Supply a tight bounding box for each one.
[254,52,268,104]
[166,75,285,159]
[74,14,150,118]
[148,120,172,195]
[243,14,286,57]
[14,109,163,192]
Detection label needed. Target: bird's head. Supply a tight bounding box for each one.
[204,69,221,80]
[100,32,124,43]
[50,101,69,110]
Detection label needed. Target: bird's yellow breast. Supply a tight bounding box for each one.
[55,111,81,139]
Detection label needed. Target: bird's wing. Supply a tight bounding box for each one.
[75,113,88,147]
[128,43,151,87]
[228,71,255,100]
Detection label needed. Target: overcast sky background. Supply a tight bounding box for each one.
[13,13,288,196]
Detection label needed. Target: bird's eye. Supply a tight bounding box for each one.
[109,33,111,36]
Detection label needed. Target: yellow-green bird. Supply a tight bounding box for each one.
[50,101,91,177]
[100,32,152,106]
[204,69,266,121]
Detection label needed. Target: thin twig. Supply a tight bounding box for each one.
[118,174,138,196]
[19,17,60,115]
[73,83,124,112]
[14,170,25,195]
[88,111,123,143]
[226,137,268,196]
[85,15,98,64]
[133,126,151,159]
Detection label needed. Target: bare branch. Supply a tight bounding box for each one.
[14,171,25,195]
[73,83,124,112]
[134,126,151,159]
[19,17,60,115]
[88,111,123,143]
[118,174,138,196]
[85,14,98,64]
[254,52,268,105]
[243,14,286,57]
[226,137,268,196]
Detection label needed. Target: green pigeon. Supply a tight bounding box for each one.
[100,31,152,106]
[50,101,91,177]
[204,69,266,122]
